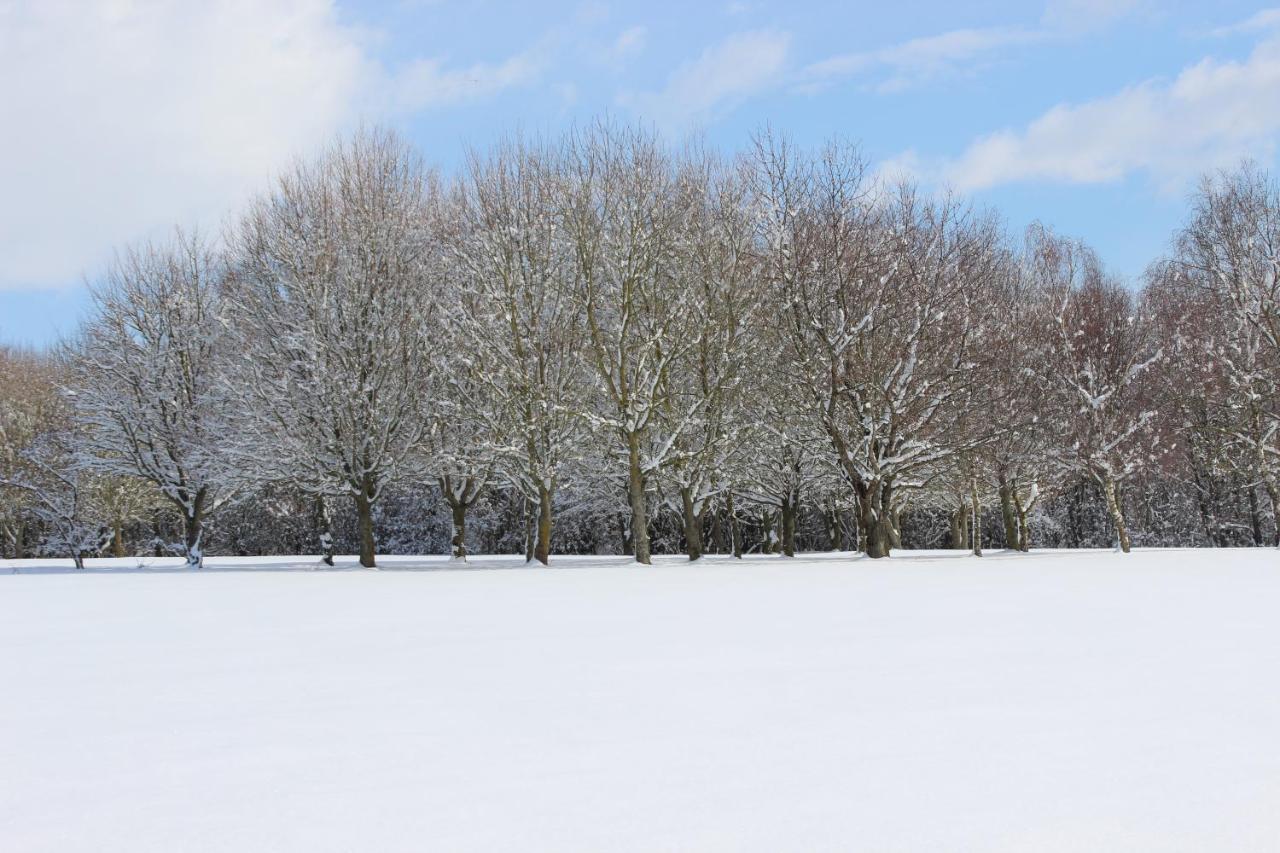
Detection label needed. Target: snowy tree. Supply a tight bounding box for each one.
[560,122,712,564]
[1,431,109,570]
[1169,165,1280,544]
[0,345,61,559]
[656,146,765,560]
[64,231,228,567]
[1033,228,1164,553]
[749,132,1005,558]
[224,128,442,568]
[450,137,587,564]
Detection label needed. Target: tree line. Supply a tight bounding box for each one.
[2,122,1278,568]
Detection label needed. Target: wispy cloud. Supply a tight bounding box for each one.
[389,47,548,112]
[1209,7,1280,37]
[798,26,1042,95]
[799,0,1152,97]
[1040,0,1150,34]
[619,30,791,128]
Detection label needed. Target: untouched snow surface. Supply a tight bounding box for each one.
[1,549,1278,852]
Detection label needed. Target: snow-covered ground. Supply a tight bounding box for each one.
[1,549,1277,852]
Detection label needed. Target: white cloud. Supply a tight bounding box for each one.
[619,30,790,129]
[799,26,1041,94]
[941,32,1280,192]
[0,0,541,291]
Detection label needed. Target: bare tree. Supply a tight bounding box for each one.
[225,128,441,568]
[0,345,62,558]
[1033,228,1164,553]
[1170,165,1280,543]
[750,132,1005,558]
[560,122,708,564]
[450,137,586,564]
[65,231,227,567]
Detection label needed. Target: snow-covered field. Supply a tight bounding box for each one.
[1,549,1278,852]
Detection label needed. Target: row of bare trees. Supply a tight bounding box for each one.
[2,122,1277,567]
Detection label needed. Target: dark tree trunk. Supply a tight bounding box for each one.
[441,475,483,562]
[826,504,844,551]
[710,507,727,554]
[449,499,468,560]
[726,491,742,559]
[998,478,1019,550]
[314,495,335,566]
[1265,480,1280,548]
[759,509,777,554]
[182,489,206,569]
[619,512,633,556]
[355,486,377,568]
[534,483,552,565]
[970,476,983,557]
[949,503,968,550]
[111,522,125,558]
[779,492,798,557]
[1248,485,1264,546]
[523,498,536,562]
[856,481,891,559]
[680,486,704,561]
[626,431,650,564]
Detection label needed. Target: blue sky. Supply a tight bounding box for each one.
[4,0,1280,346]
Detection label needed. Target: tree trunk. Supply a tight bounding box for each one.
[523,498,536,562]
[779,492,797,557]
[1102,476,1131,553]
[111,522,125,558]
[314,495,335,566]
[618,512,633,556]
[1265,479,1280,548]
[998,478,1018,550]
[1013,491,1030,552]
[857,482,891,559]
[448,498,468,560]
[626,431,651,564]
[534,483,552,566]
[826,504,844,551]
[72,551,85,571]
[710,507,727,554]
[970,476,983,557]
[887,508,903,549]
[183,512,203,568]
[1248,485,1264,547]
[759,510,777,554]
[726,491,742,559]
[355,487,377,568]
[949,503,967,549]
[680,487,704,561]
